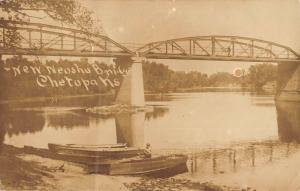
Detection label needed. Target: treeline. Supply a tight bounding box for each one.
[0,57,277,100]
[143,60,277,92]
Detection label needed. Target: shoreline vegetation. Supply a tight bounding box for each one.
[0,57,277,101]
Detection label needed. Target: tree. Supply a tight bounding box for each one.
[0,0,101,48]
[0,0,99,31]
[142,61,171,93]
[247,63,277,89]
[207,72,235,87]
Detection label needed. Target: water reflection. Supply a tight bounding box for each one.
[276,101,300,143]
[188,141,300,176]
[0,107,7,152]
[115,112,145,148]
[5,111,45,137]
[2,103,170,148]
[3,93,298,152]
[0,127,4,152]
[7,94,114,108]
[145,107,169,121]
[47,113,89,129]
[185,100,300,177]
[145,94,172,102]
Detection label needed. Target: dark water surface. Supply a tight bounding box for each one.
[3,92,298,149]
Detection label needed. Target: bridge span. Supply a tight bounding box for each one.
[1,20,299,63]
[137,36,299,63]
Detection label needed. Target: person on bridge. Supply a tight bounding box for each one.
[227,47,231,56]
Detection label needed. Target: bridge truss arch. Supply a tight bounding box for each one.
[0,20,299,63]
[136,36,300,62]
[0,20,134,57]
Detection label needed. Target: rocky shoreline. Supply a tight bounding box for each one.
[124,177,250,191]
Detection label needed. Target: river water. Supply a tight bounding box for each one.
[2,92,281,149]
[2,92,300,186]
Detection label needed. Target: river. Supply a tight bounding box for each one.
[2,92,282,148]
[1,92,300,187]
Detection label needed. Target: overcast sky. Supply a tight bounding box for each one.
[7,0,300,74]
[79,0,300,74]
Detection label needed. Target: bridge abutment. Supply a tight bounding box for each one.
[115,57,145,107]
[276,62,300,101]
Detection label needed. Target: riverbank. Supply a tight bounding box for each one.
[0,144,250,191]
[0,144,134,191]
[2,141,300,190]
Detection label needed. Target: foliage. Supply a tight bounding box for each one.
[247,63,277,89]
[0,0,99,32]
[0,57,278,99]
[143,61,172,92]
[207,72,236,87]
[142,61,277,92]
[0,0,101,48]
[142,61,239,92]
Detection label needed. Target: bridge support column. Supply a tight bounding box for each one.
[115,57,145,107]
[276,62,300,101]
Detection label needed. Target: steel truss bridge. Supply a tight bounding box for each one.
[0,20,299,62]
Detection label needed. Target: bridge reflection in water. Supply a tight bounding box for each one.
[276,101,300,143]
[115,112,145,148]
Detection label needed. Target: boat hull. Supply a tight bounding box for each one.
[87,155,188,176]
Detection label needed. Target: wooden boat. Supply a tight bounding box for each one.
[49,143,126,150]
[86,154,188,175]
[48,143,144,159]
[24,145,120,164]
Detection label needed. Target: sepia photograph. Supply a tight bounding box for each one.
[1,0,300,190]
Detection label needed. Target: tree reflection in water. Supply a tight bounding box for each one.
[5,111,45,137]
[145,107,169,121]
[47,113,89,129]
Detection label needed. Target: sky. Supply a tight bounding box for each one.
[78,0,300,74]
[3,0,300,74]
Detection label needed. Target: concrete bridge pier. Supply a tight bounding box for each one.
[115,56,145,107]
[276,62,300,101]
